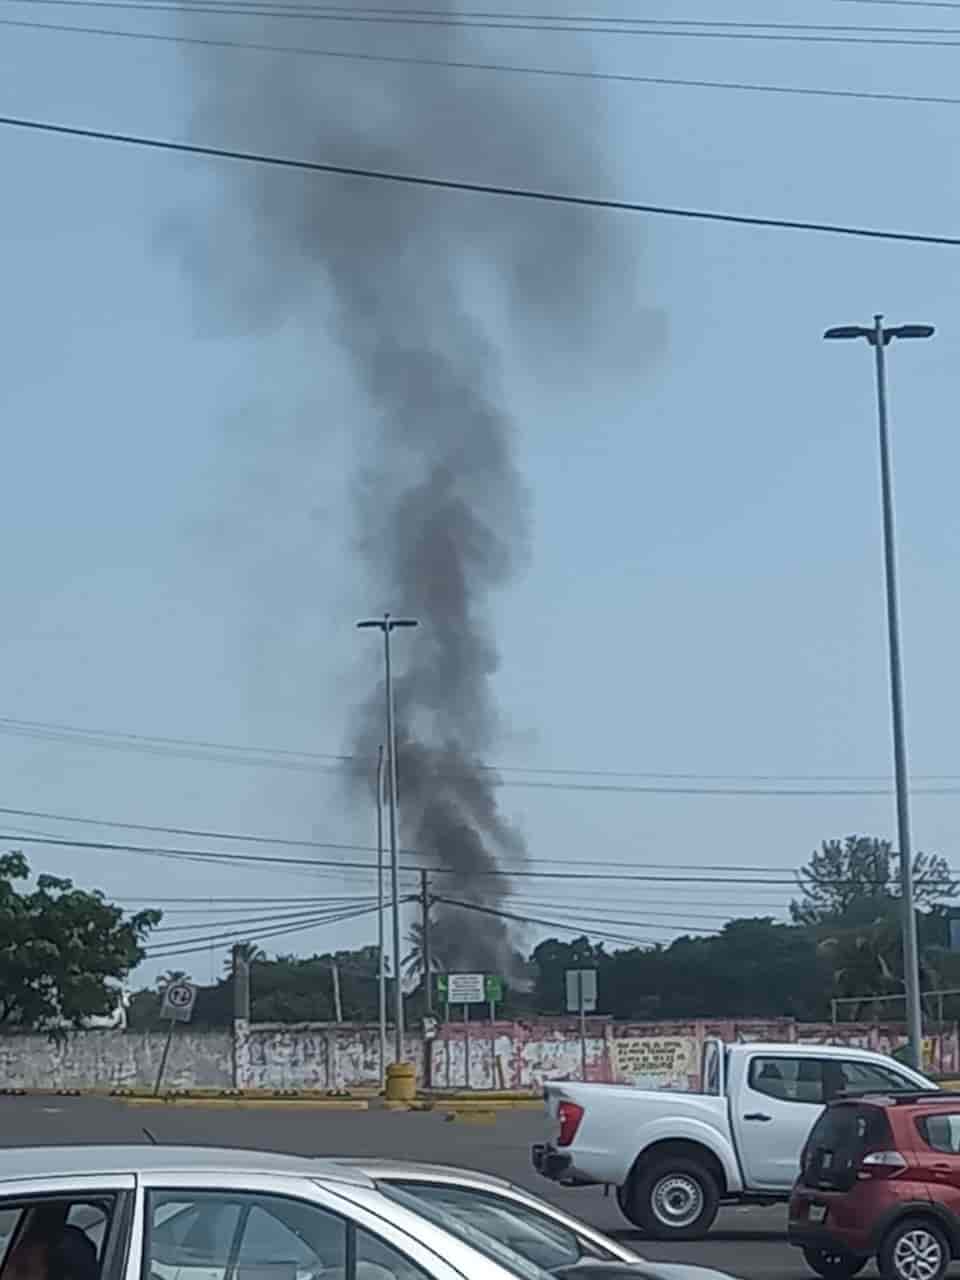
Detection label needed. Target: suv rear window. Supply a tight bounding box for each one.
[801,1104,893,1191]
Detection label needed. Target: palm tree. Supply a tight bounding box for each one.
[157,970,190,992]
[403,920,450,984]
[222,940,264,975]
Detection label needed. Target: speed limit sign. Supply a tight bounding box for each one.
[161,981,197,1023]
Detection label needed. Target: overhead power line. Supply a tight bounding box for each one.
[2,114,958,247]
[8,712,960,784]
[12,16,960,110]
[433,895,654,945]
[18,0,960,37]
[2,828,902,884]
[15,0,960,44]
[151,900,378,932]
[145,900,386,957]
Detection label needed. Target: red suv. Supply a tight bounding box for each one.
[789,1092,960,1280]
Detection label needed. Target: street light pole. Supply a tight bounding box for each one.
[358,612,418,1064]
[824,315,935,1071]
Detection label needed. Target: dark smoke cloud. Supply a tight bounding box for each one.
[172,8,652,974]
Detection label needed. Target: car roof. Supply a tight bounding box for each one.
[739,1042,911,1062]
[331,1159,511,1188]
[0,1146,373,1186]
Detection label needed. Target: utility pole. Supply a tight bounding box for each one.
[824,315,935,1070]
[376,745,387,1081]
[421,869,433,1015]
[357,613,419,1064]
[331,962,343,1023]
[421,869,433,1089]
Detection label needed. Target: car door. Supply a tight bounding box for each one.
[736,1055,826,1190]
[0,1174,134,1280]
[134,1170,524,1280]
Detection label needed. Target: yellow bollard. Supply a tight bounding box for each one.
[385,1061,417,1102]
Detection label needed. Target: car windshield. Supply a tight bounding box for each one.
[377,1184,554,1280]
[377,1180,621,1269]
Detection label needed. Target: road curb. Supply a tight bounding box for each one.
[122,1096,370,1110]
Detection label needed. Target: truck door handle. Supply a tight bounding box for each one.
[932,1162,952,1173]
[744,1113,772,1122]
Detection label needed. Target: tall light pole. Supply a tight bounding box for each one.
[824,315,935,1070]
[358,612,418,1063]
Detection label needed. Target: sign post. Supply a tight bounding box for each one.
[154,980,197,1097]
[485,975,503,1090]
[565,969,597,1081]
[439,974,488,1090]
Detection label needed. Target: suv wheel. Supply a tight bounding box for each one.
[627,1157,720,1240]
[801,1247,866,1279]
[879,1218,950,1280]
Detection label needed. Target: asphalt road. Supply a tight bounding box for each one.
[0,1098,820,1280]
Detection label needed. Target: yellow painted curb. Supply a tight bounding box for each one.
[435,1098,541,1112]
[123,1097,369,1110]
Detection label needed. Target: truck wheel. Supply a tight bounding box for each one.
[879,1218,949,1280]
[628,1157,720,1240]
[801,1248,867,1279]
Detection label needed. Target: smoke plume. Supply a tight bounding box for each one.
[175,7,645,975]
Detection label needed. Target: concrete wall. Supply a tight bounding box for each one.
[0,1028,232,1090]
[1,1017,955,1091]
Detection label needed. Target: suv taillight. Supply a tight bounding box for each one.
[860,1150,907,1178]
[557,1101,584,1147]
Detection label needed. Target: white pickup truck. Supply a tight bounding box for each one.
[532,1040,935,1240]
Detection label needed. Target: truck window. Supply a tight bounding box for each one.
[749,1057,823,1103]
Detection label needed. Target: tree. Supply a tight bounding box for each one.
[403,919,451,985]
[157,970,190,991]
[791,836,956,926]
[222,941,264,975]
[530,937,607,1014]
[0,852,160,1029]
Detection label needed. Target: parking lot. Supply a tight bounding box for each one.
[0,1096,816,1279]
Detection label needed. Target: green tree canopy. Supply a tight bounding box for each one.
[0,852,159,1029]
[791,835,956,927]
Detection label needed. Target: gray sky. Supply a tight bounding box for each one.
[2,0,959,986]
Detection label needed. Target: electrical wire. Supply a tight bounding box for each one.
[2,113,958,248]
[431,895,655,945]
[7,829,958,887]
[3,712,959,785]
[18,0,960,36]
[145,899,387,956]
[12,16,960,110]
[151,900,379,932]
[13,0,960,43]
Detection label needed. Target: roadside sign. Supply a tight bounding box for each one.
[565,969,597,1014]
[161,981,197,1024]
[484,975,504,1003]
[438,973,486,1005]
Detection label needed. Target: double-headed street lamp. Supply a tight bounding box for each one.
[824,315,934,1070]
[357,613,418,1063]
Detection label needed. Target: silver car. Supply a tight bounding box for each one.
[0,1147,731,1280]
[332,1161,732,1280]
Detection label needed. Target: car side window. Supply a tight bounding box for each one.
[0,1211,22,1268]
[146,1192,346,1280]
[838,1060,918,1096]
[749,1057,823,1104]
[917,1113,960,1155]
[356,1228,431,1280]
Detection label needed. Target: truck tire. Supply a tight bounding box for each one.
[626,1156,720,1240]
[801,1248,867,1279]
